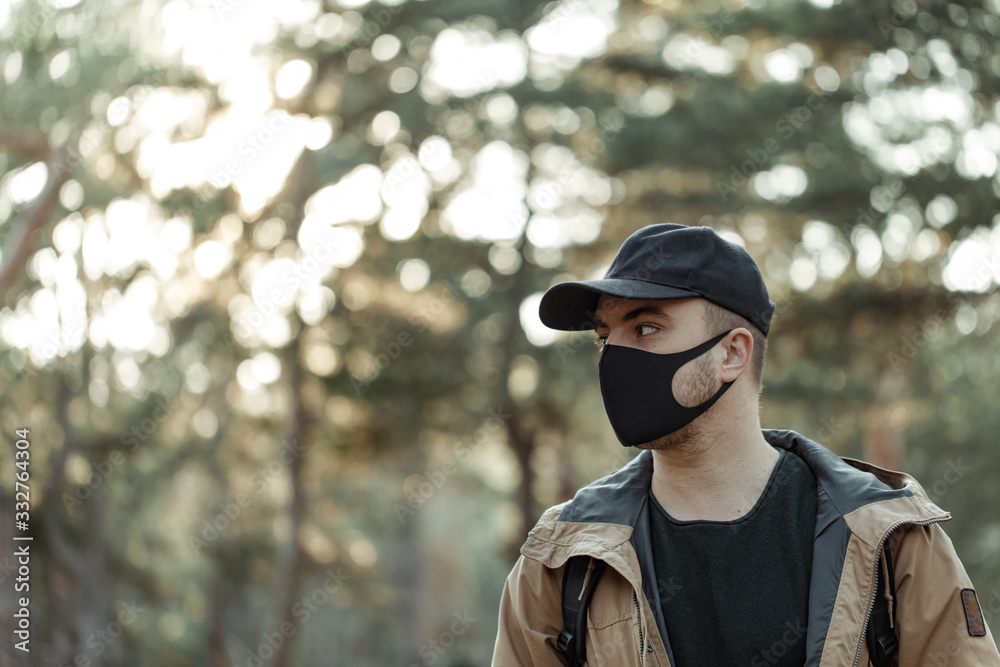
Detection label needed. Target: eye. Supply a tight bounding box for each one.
[637,324,658,337]
[594,335,608,350]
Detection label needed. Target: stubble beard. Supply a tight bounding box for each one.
[636,354,720,452]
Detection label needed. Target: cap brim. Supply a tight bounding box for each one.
[538,279,702,331]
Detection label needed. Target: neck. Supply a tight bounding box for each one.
[648,400,778,522]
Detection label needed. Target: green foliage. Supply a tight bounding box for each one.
[1,0,998,663]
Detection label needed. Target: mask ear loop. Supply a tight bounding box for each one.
[695,328,736,404]
[700,328,735,356]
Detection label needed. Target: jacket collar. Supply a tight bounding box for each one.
[519,429,951,667]
[524,429,947,561]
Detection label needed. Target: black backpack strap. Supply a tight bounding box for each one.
[867,540,899,666]
[558,556,607,667]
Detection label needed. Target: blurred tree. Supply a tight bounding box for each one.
[0,0,998,664]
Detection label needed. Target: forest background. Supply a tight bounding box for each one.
[1,0,999,664]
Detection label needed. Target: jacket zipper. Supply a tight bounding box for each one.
[632,589,645,666]
[850,517,949,667]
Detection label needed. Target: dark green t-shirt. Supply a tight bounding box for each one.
[648,448,818,667]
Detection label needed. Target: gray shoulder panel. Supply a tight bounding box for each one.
[803,513,853,666]
[557,450,653,525]
[764,429,913,665]
[764,429,914,516]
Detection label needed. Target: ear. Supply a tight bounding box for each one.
[719,328,753,383]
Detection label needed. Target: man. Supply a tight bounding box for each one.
[492,224,1000,666]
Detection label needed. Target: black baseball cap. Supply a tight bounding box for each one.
[538,224,775,336]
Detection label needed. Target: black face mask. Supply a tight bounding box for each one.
[598,330,734,448]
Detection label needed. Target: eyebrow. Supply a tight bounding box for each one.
[593,305,672,329]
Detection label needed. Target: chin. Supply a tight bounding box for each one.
[637,429,689,451]
[635,421,710,451]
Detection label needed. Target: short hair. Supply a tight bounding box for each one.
[703,300,767,392]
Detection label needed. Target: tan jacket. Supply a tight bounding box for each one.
[492,430,1000,666]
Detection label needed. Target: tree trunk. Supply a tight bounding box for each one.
[0,145,73,303]
[394,515,424,665]
[270,338,309,667]
[862,365,905,471]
